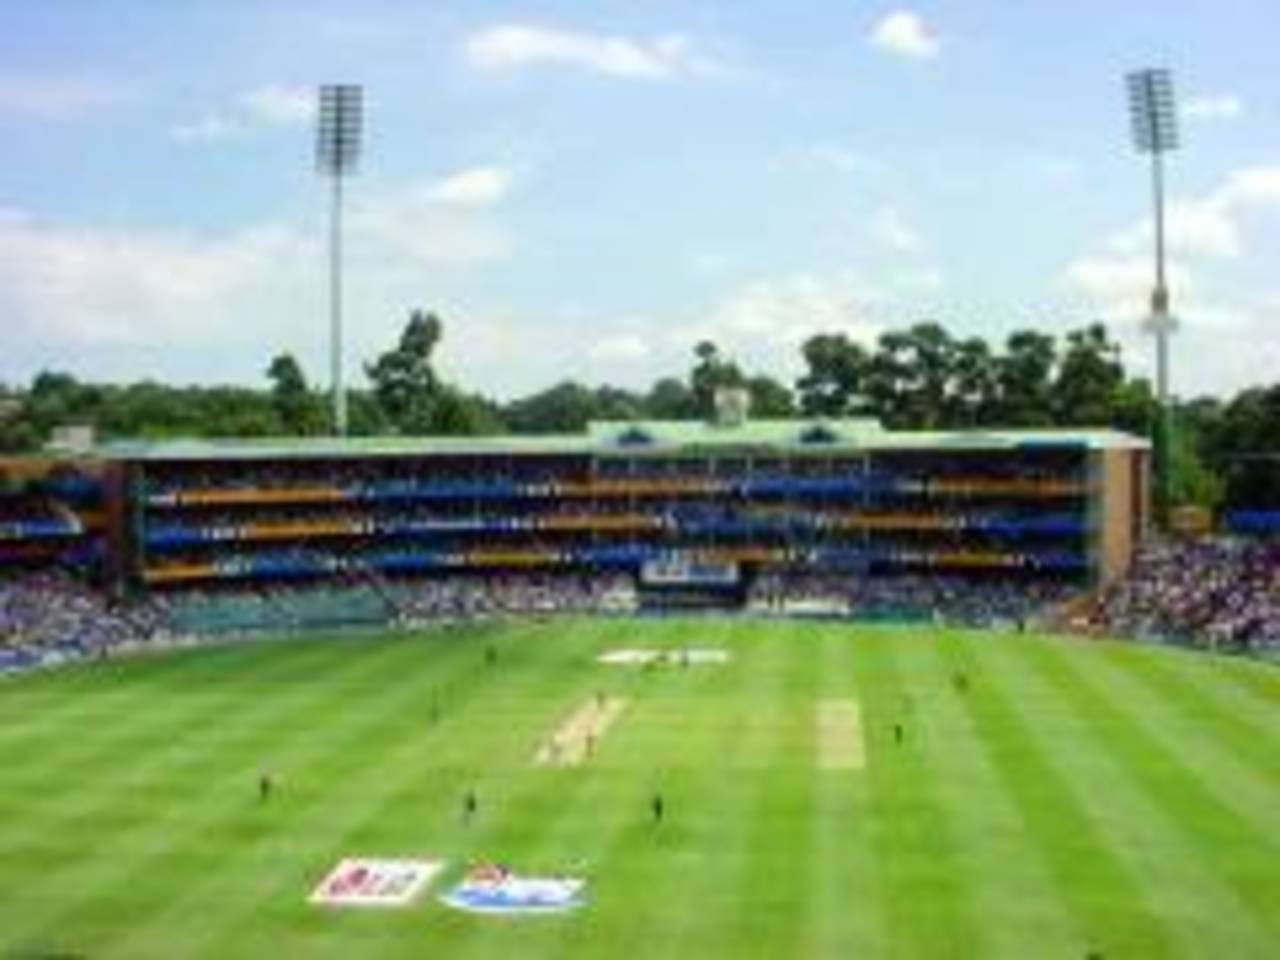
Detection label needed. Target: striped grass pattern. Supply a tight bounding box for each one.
[0,620,1275,958]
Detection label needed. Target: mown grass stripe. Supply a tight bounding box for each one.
[901,634,1080,959]
[854,629,980,958]
[1,630,463,954]
[1,621,1274,958]
[639,618,786,959]
[517,618,759,960]
[0,640,297,751]
[805,623,883,957]
[1148,643,1280,716]
[1094,644,1280,816]
[1177,648,1280,707]
[943,634,1177,958]
[119,620,594,959]
[1019,638,1280,944]
[985,636,1271,959]
[1099,644,1280,788]
[0,635,372,816]
[728,619,820,958]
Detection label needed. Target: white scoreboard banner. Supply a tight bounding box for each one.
[640,556,740,586]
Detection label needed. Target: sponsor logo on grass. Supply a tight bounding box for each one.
[598,647,729,666]
[439,863,586,915]
[309,857,445,908]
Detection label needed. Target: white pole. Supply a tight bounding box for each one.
[330,170,346,436]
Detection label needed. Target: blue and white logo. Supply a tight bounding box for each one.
[440,864,586,915]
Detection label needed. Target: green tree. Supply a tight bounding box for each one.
[643,377,697,420]
[995,330,1057,426]
[266,353,318,435]
[1052,324,1124,426]
[25,371,86,439]
[796,333,870,417]
[746,374,795,417]
[0,386,38,453]
[591,386,644,422]
[950,336,1000,426]
[1108,377,1158,438]
[431,387,505,436]
[689,341,746,418]
[902,322,957,428]
[863,331,913,427]
[864,323,957,428]
[1204,385,1280,509]
[364,310,444,434]
[346,390,390,436]
[505,381,599,434]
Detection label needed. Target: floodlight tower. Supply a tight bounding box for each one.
[1126,68,1179,529]
[316,84,363,436]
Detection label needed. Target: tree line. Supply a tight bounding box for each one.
[1,309,1276,509]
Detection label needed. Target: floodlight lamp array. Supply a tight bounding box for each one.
[1126,69,1178,154]
[317,84,363,175]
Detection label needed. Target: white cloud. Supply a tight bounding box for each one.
[588,333,651,363]
[422,166,514,207]
[0,75,131,117]
[0,216,309,351]
[0,177,516,386]
[350,178,514,268]
[1219,166,1280,207]
[239,84,315,126]
[1106,199,1240,259]
[868,11,940,60]
[170,115,243,144]
[1105,165,1280,260]
[685,274,884,371]
[1062,254,1195,321]
[171,83,316,145]
[1062,164,1280,394]
[436,273,893,398]
[1184,94,1244,122]
[464,24,724,80]
[870,205,921,252]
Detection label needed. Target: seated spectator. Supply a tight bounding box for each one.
[1090,537,1280,654]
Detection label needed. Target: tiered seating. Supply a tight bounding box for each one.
[162,584,394,635]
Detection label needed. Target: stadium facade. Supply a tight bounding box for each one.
[3,417,1150,603]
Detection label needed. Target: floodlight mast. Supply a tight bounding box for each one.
[1126,68,1179,530]
[316,84,363,436]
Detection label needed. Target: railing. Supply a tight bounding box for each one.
[144,472,1087,508]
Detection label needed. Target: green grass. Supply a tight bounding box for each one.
[0,619,1276,959]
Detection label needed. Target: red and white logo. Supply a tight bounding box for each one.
[309,858,445,908]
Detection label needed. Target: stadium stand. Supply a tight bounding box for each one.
[15,416,1271,668]
[1089,536,1280,654]
[114,419,1138,605]
[0,570,137,674]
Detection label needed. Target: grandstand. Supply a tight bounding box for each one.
[0,458,104,569]
[83,416,1146,619]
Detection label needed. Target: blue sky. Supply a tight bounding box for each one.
[1,1,1277,399]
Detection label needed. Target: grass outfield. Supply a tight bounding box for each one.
[0,619,1277,959]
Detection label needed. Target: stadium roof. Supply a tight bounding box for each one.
[95,418,1149,461]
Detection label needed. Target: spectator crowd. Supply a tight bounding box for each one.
[750,571,1075,628]
[1090,538,1280,654]
[4,535,1278,676]
[0,571,139,673]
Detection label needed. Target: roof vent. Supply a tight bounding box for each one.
[799,423,840,445]
[617,425,655,447]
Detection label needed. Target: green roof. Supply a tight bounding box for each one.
[96,418,1148,462]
